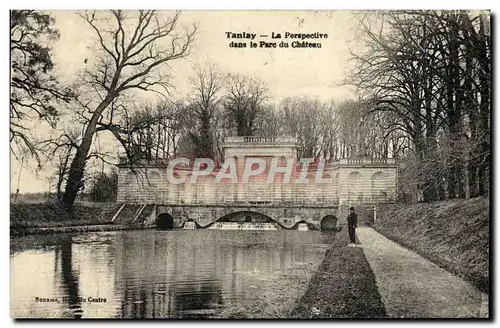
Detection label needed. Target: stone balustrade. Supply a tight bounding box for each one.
[337,158,396,165]
[224,136,298,144]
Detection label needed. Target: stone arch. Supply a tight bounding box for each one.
[156,213,174,230]
[216,210,275,223]
[348,171,362,180]
[372,171,386,179]
[320,215,338,231]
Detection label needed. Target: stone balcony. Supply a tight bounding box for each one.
[334,158,397,167]
[223,136,298,145]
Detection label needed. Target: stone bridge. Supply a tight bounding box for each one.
[115,136,396,230]
[135,203,378,231]
[143,204,340,230]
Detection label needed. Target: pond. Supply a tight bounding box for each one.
[10,229,337,319]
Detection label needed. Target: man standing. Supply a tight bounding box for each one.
[347,207,357,244]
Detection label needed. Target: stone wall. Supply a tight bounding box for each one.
[336,165,397,206]
[116,160,397,207]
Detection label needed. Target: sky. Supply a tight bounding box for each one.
[11,10,361,193]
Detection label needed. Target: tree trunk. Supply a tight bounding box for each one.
[61,97,114,209]
[477,14,490,196]
[446,17,463,199]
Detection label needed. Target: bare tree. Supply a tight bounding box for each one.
[224,74,268,136]
[348,10,490,202]
[186,63,225,158]
[61,10,196,209]
[278,97,324,158]
[94,100,187,164]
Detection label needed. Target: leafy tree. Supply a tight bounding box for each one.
[10,10,72,163]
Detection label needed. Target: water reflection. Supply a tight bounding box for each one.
[56,235,82,318]
[11,230,335,318]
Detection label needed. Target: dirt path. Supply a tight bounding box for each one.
[356,227,488,318]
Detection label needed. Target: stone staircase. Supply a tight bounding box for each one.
[135,204,155,226]
[111,204,154,227]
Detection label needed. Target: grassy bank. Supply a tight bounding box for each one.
[10,202,123,236]
[215,231,386,319]
[290,232,386,319]
[374,197,489,294]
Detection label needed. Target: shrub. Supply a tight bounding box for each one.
[88,170,118,202]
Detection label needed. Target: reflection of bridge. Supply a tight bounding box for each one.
[115,136,398,230]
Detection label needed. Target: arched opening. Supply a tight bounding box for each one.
[320,215,338,231]
[209,211,284,230]
[156,213,174,230]
[217,211,274,223]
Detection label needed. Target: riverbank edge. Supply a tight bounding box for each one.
[10,202,125,237]
[373,197,489,294]
[289,231,387,319]
[10,224,151,237]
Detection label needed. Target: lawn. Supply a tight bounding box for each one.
[290,231,386,319]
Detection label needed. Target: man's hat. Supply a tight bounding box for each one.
[349,207,355,211]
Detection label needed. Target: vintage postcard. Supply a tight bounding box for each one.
[10,9,491,319]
